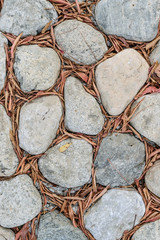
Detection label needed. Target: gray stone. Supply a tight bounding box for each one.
[14,45,61,92]
[18,95,62,155]
[95,133,145,187]
[39,138,92,188]
[130,93,160,146]
[0,33,7,91]
[37,210,87,240]
[0,174,42,228]
[0,226,15,240]
[84,189,145,240]
[150,41,160,64]
[132,219,160,239]
[95,0,160,41]
[64,76,104,135]
[0,0,58,36]
[95,49,149,115]
[54,19,107,65]
[0,105,19,176]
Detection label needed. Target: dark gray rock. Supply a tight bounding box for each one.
[0,32,7,91]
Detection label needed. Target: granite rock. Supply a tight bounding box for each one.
[0,226,15,240]
[0,32,7,91]
[150,41,160,64]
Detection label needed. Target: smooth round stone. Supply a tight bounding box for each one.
[0,226,15,240]
[18,95,63,155]
[37,210,87,240]
[64,76,104,135]
[39,138,92,188]
[130,93,160,146]
[84,189,145,240]
[95,48,149,115]
[150,41,160,64]
[0,174,42,228]
[0,32,7,91]
[95,133,145,187]
[14,45,61,92]
[95,0,160,41]
[0,105,19,177]
[54,19,108,65]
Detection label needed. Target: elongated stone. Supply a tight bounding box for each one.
[150,41,160,64]
[0,32,7,91]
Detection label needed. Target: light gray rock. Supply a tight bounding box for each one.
[95,49,149,115]
[84,189,145,240]
[95,133,145,187]
[95,0,160,42]
[18,95,62,155]
[14,45,61,92]
[150,41,160,64]
[0,33,7,91]
[54,19,107,65]
[132,219,160,240]
[64,77,104,135]
[0,0,58,36]
[39,138,92,188]
[37,210,87,240]
[0,174,42,228]
[130,93,160,146]
[0,226,15,240]
[0,105,19,176]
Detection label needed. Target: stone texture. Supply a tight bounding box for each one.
[95,133,145,187]
[84,189,145,240]
[18,95,62,155]
[64,77,104,135]
[95,0,160,42]
[0,174,42,228]
[0,226,15,240]
[0,105,19,176]
[54,19,107,65]
[132,219,160,239]
[130,93,160,146]
[0,0,58,36]
[95,48,149,115]
[150,41,160,64]
[39,138,92,188]
[14,45,61,92]
[37,210,87,240]
[0,33,7,91]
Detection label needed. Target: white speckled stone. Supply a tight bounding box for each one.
[64,76,104,135]
[150,41,160,64]
[0,32,7,91]
[84,189,145,240]
[14,45,61,92]
[0,174,42,228]
[0,226,15,240]
[95,49,149,115]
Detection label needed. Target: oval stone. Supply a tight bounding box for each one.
[0,32,7,91]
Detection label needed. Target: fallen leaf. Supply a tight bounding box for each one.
[59,142,72,152]
[11,32,23,58]
[145,36,160,50]
[41,20,52,33]
[76,72,88,83]
[141,86,160,96]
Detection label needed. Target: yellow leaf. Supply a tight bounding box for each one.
[59,143,72,153]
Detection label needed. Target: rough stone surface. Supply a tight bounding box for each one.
[84,189,145,240]
[39,138,92,188]
[0,174,42,228]
[0,0,58,36]
[14,45,61,92]
[37,210,87,240]
[64,76,104,135]
[95,49,149,115]
[150,41,160,64]
[95,0,160,42]
[130,93,160,146]
[18,95,63,155]
[132,219,160,239]
[95,133,145,187]
[0,33,7,91]
[54,19,108,65]
[0,105,19,176]
[0,226,15,240]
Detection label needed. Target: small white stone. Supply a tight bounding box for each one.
[0,226,15,240]
[0,32,7,91]
[150,41,160,64]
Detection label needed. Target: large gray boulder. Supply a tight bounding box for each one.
[0,32,7,91]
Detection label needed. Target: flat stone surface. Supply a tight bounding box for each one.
[95,133,145,187]
[0,33,7,91]
[0,226,15,240]
[37,210,87,240]
[0,105,19,176]
[54,19,107,65]
[64,76,104,135]
[18,95,62,155]
[95,0,160,41]
[84,189,145,240]
[39,138,92,188]
[150,41,160,64]
[132,219,160,239]
[14,45,61,92]
[95,49,149,115]
[130,93,160,146]
[0,174,42,228]
[0,0,58,36]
